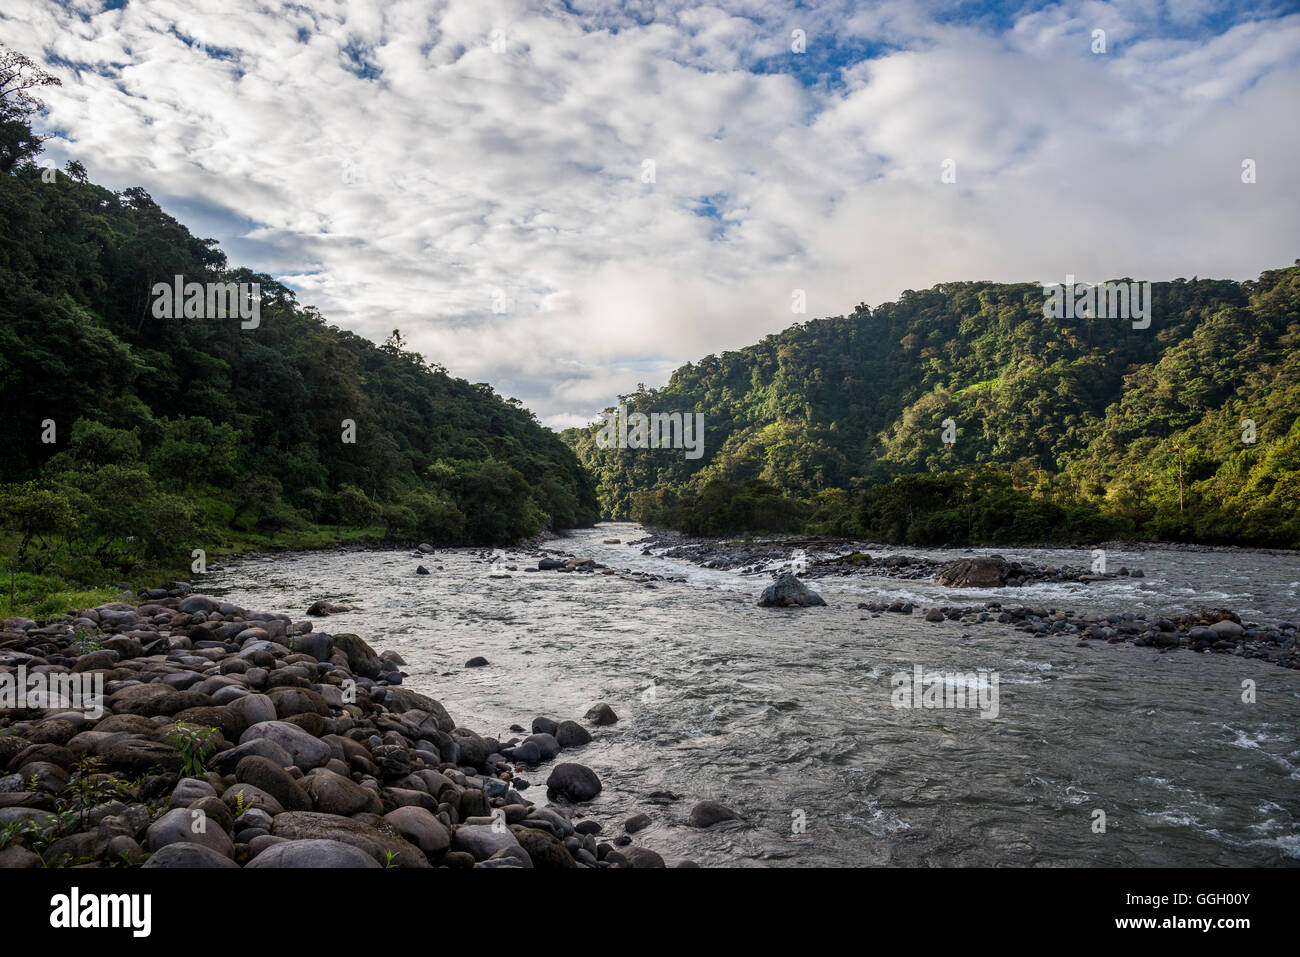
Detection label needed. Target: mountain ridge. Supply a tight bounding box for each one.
[564,265,1300,547]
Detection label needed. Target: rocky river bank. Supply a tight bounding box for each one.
[639,534,1143,587]
[0,583,743,868]
[626,535,1299,670]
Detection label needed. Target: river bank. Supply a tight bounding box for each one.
[0,583,741,868]
[177,526,1300,866]
[622,533,1299,670]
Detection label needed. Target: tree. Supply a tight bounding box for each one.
[0,481,80,602]
[336,484,375,528]
[1171,442,1188,516]
[0,45,61,171]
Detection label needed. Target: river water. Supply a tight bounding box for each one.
[204,523,1300,867]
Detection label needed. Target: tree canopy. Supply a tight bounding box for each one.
[566,268,1300,547]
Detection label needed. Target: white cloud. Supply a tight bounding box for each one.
[8,0,1298,428]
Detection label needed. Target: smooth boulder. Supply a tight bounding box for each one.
[688,800,743,828]
[240,721,331,771]
[245,838,380,868]
[757,573,827,608]
[546,763,602,802]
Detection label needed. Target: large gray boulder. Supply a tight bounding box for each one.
[757,573,827,607]
[378,688,453,730]
[209,737,295,775]
[330,633,383,679]
[383,806,450,860]
[554,720,592,748]
[270,812,429,868]
[688,800,744,828]
[144,807,235,859]
[177,595,221,615]
[452,824,528,863]
[224,693,278,729]
[935,557,1009,588]
[546,763,602,802]
[302,768,381,816]
[141,843,239,868]
[235,756,311,812]
[245,838,380,868]
[240,721,331,770]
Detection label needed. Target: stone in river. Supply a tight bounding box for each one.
[510,740,542,764]
[554,720,592,748]
[292,632,334,661]
[546,763,602,802]
[584,702,618,726]
[688,800,743,828]
[450,728,489,766]
[531,716,559,735]
[620,846,666,868]
[306,600,353,617]
[935,557,1009,588]
[514,827,577,868]
[522,732,560,760]
[330,633,384,679]
[465,656,489,668]
[452,823,526,862]
[757,573,827,607]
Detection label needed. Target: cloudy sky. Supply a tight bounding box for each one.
[8,0,1300,428]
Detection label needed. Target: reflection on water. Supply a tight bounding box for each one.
[205,523,1300,867]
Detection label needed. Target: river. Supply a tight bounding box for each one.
[203,523,1300,867]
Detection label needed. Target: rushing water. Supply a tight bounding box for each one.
[205,523,1300,867]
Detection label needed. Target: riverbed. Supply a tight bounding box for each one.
[204,523,1300,866]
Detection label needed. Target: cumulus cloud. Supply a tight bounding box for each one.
[6,0,1298,429]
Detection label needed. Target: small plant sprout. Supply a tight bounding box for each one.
[167,723,219,778]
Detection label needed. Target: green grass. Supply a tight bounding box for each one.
[0,573,119,619]
[0,521,395,620]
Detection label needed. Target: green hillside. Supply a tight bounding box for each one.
[0,53,597,614]
[565,268,1300,547]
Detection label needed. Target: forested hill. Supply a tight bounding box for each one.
[564,266,1300,547]
[0,70,597,608]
